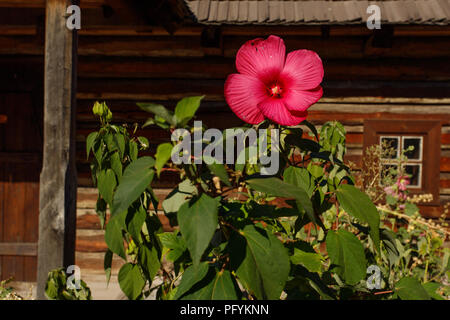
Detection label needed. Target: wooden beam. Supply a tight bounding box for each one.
[0,152,40,163]
[0,0,111,8]
[0,243,37,256]
[37,0,78,299]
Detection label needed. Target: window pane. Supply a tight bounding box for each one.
[403,137,422,160]
[404,164,421,187]
[380,136,399,159]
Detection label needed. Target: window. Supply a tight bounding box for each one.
[364,120,441,205]
[380,135,423,188]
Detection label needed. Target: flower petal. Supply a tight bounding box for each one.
[281,49,324,90]
[224,73,267,124]
[236,35,286,83]
[283,86,323,112]
[257,98,307,126]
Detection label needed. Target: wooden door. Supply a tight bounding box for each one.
[0,93,42,282]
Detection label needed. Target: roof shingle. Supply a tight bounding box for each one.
[185,0,450,25]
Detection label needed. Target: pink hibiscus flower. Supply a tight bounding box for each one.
[224,35,324,126]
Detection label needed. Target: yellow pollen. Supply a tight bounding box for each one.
[270,85,281,96]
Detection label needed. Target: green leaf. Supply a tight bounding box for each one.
[173,262,210,299]
[104,249,113,285]
[155,143,173,177]
[111,157,155,216]
[174,96,204,127]
[114,133,126,159]
[118,263,146,300]
[92,138,103,166]
[308,164,323,178]
[395,277,430,300]
[177,194,219,266]
[422,282,445,300]
[283,167,314,197]
[246,177,316,225]
[104,133,117,153]
[230,225,290,300]
[207,163,231,187]
[129,140,138,161]
[405,202,419,216]
[104,210,126,259]
[162,180,198,215]
[110,152,122,182]
[95,196,107,229]
[326,229,367,285]
[86,132,98,159]
[139,244,160,282]
[209,270,239,300]
[335,184,380,251]
[142,117,155,128]
[126,205,147,243]
[158,232,187,262]
[386,194,397,206]
[137,103,175,125]
[181,269,239,300]
[137,136,149,149]
[291,248,323,273]
[97,169,116,207]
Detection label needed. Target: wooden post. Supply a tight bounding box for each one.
[37,0,78,299]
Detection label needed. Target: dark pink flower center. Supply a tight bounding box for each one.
[267,82,284,98]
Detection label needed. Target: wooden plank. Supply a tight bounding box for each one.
[0,36,43,55]
[0,145,3,278]
[0,25,37,36]
[0,0,110,8]
[3,32,449,60]
[76,234,107,252]
[37,0,78,299]
[0,152,40,163]
[75,252,124,273]
[442,157,450,172]
[23,166,39,281]
[2,164,26,281]
[441,179,450,188]
[0,243,37,256]
[76,56,450,85]
[78,36,206,57]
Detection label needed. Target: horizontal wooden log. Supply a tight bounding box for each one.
[0,0,111,8]
[77,188,172,211]
[0,152,40,163]
[0,242,37,256]
[75,252,123,273]
[0,25,37,36]
[221,25,450,37]
[441,180,450,189]
[77,213,103,230]
[223,35,450,59]
[76,55,450,81]
[78,36,206,57]
[0,36,43,55]
[76,234,107,252]
[75,101,450,127]
[77,35,450,59]
[1,32,450,61]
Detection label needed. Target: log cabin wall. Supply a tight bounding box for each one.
[0,2,449,275]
